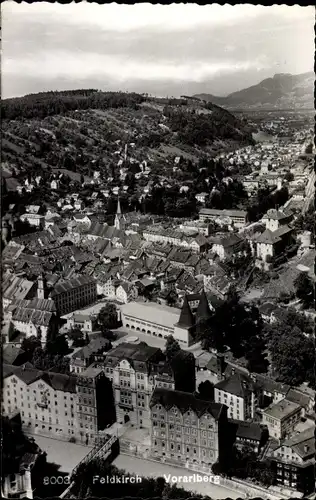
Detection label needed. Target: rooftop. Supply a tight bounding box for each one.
[120,301,181,329]
[263,398,301,420]
[150,387,225,420]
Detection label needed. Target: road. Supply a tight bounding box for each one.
[30,434,93,474]
[113,454,241,499]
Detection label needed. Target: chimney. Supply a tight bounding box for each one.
[231,367,235,375]
[304,445,309,454]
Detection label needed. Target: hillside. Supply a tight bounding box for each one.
[194,72,314,110]
[1,90,254,181]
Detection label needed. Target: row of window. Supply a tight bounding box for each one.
[153,441,215,457]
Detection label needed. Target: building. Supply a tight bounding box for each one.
[230,420,268,454]
[2,274,36,310]
[70,337,111,374]
[2,362,113,445]
[66,313,98,333]
[101,342,169,428]
[150,388,228,469]
[2,413,46,500]
[262,399,302,441]
[100,342,195,429]
[120,299,196,347]
[255,225,294,266]
[270,427,315,495]
[8,298,59,343]
[262,209,293,232]
[199,208,248,229]
[208,233,244,261]
[20,206,45,229]
[116,283,138,304]
[195,192,208,204]
[214,372,259,421]
[50,275,97,316]
[114,197,126,231]
[75,366,115,445]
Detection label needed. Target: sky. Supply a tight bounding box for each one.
[2,2,315,99]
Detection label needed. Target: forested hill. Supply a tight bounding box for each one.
[2,89,254,152]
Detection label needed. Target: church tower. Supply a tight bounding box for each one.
[37,273,47,300]
[174,295,196,347]
[114,197,126,231]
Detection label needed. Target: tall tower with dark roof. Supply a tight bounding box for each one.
[177,295,195,329]
[196,289,212,322]
[114,197,126,231]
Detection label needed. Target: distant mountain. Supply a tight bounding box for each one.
[194,72,314,110]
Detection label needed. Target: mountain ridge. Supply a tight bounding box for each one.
[193,72,314,110]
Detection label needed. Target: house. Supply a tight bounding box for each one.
[255,225,293,266]
[116,283,138,304]
[262,209,293,232]
[258,302,282,323]
[20,206,45,229]
[262,399,302,442]
[270,427,315,495]
[3,345,29,366]
[69,337,111,374]
[2,274,36,310]
[50,179,59,190]
[9,298,59,344]
[209,234,243,261]
[74,200,85,211]
[66,313,98,333]
[230,420,268,454]
[214,372,260,421]
[195,192,208,204]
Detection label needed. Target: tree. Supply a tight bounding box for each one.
[197,380,214,401]
[97,303,118,330]
[294,272,314,309]
[46,334,69,356]
[284,171,294,182]
[269,323,314,386]
[164,335,181,360]
[21,335,41,359]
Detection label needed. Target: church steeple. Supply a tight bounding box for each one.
[37,273,47,300]
[177,295,195,328]
[196,289,212,321]
[114,197,125,230]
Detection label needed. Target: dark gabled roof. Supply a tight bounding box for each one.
[105,342,160,365]
[176,295,195,328]
[50,275,95,296]
[4,362,77,393]
[3,345,26,365]
[215,372,256,397]
[230,419,263,441]
[72,337,111,361]
[196,289,212,321]
[150,387,225,420]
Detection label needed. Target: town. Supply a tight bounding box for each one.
[1,3,315,500]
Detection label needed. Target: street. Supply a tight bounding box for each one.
[31,434,93,474]
[113,454,241,499]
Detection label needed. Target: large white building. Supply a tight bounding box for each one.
[120,298,196,347]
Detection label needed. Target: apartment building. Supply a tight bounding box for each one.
[150,388,228,469]
[2,362,112,445]
[50,275,97,316]
[214,372,259,421]
[100,342,195,429]
[262,399,302,441]
[270,427,315,495]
